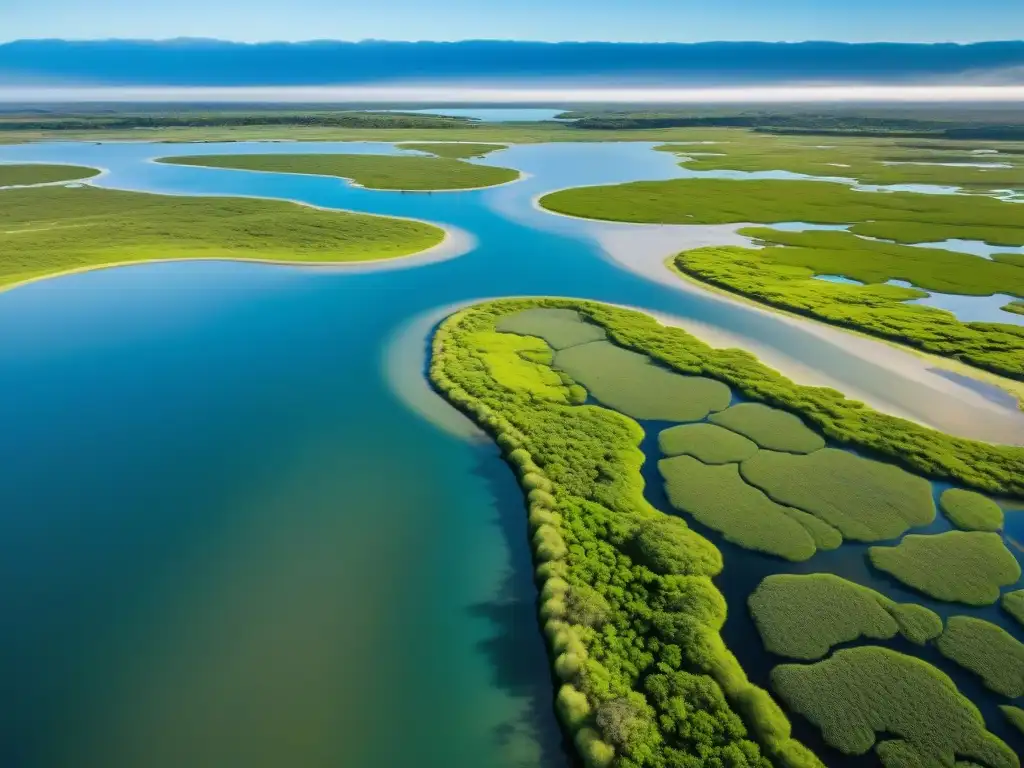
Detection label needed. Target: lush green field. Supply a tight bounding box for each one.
[656,134,1024,192]
[748,574,942,660]
[939,489,1005,532]
[553,340,732,421]
[869,532,1021,605]
[158,152,520,190]
[772,647,1018,768]
[496,307,608,349]
[936,616,1024,698]
[0,163,100,186]
[432,299,823,768]
[0,185,444,290]
[399,142,508,159]
[1003,590,1024,627]
[739,448,936,542]
[708,403,825,454]
[658,456,824,561]
[658,423,758,464]
[539,177,1024,246]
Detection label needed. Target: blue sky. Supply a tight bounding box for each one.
[3,0,1022,42]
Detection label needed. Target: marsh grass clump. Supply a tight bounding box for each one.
[0,185,445,289]
[939,489,1005,532]
[0,163,99,186]
[658,422,759,464]
[748,574,942,660]
[497,308,607,349]
[554,340,732,421]
[869,532,1021,605]
[772,646,1019,768]
[739,448,935,542]
[936,616,1024,698]
[159,152,520,190]
[709,403,825,454]
[658,456,820,561]
[1002,705,1024,736]
[1003,590,1024,628]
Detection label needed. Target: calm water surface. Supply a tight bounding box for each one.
[0,140,1021,768]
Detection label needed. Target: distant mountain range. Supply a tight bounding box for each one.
[2,39,1023,86]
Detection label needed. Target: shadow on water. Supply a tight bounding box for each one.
[633,418,1024,766]
[466,446,576,768]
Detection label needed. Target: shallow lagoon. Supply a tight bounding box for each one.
[0,139,1022,768]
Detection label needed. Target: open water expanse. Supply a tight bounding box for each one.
[0,140,1021,767]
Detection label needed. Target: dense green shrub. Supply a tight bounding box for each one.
[936,616,1024,698]
[869,532,1021,605]
[1003,590,1024,628]
[739,448,935,541]
[658,423,759,464]
[939,489,1005,532]
[748,574,942,660]
[497,308,608,349]
[658,456,822,561]
[429,299,823,768]
[554,340,732,421]
[708,403,826,454]
[772,647,1018,768]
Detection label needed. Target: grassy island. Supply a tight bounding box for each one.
[658,423,758,464]
[708,403,825,454]
[0,185,445,290]
[0,163,100,187]
[869,532,1021,605]
[158,151,520,190]
[936,616,1024,698]
[398,142,508,159]
[1002,590,1024,628]
[772,647,1018,768]
[749,574,942,660]
[1003,706,1024,736]
[939,489,1005,532]
[431,297,1024,768]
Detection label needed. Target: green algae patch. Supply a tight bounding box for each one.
[739,448,935,542]
[1002,706,1024,736]
[553,340,732,422]
[772,646,1019,768]
[659,456,819,561]
[749,574,942,660]
[497,307,607,349]
[1003,590,1024,628]
[709,403,825,454]
[399,142,508,159]
[159,152,520,190]
[0,163,99,186]
[467,332,581,404]
[658,422,759,464]
[869,532,1021,606]
[0,185,445,290]
[538,178,1024,246]
[939,489,1004,532]
[936,616,1024,698]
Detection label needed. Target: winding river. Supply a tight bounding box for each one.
[0,140,1021,768]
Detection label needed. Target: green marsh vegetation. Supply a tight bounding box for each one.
[431,298,822,768]
[739,448,936,542]
[940,489,1005,532]
[1004,300,1024,317]
[1002,590,1024,628]
[771,647,1018,768]
[673,229,1024,378]
[0,163,99,186]
[159,152,520,190]
[1003,706,1024,736]
[399,142,508,159]
[497,307,608,349]
[0,185,444,289]
[707,403,825,454]
[551,340,733,421]
[936,616,1024,698]
[538,177,1024,246]
[868,532,1021,606]
[748,574,943,660]
[658,423,758,464]
[658,456,833,561]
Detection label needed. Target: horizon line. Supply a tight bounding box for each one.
[4,37,1024,46]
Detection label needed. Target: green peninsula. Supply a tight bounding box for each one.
[0,163,100,186]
